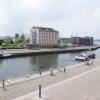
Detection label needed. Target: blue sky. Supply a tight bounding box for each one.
[0,0,100,39]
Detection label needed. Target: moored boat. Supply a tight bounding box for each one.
[0,51,12,58]
[75,52,95,61]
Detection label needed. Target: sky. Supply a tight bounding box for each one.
[0,0,100,39]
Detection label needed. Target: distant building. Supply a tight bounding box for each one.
[70,37,93,46]
[15,33,19,39]
[30,27,59,47]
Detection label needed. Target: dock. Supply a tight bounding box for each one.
[0,59,100,100]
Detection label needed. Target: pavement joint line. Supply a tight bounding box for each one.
[13,64,100,100]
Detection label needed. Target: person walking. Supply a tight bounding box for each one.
[90,59,94,65]
[39,71,41,75]
[86,57,90,65]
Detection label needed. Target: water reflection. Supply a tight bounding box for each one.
[0,59,4,65]
[30,54,58,72]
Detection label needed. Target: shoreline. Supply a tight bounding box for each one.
[1,58,98,87]
[3,46,100,57]
[0,62,84,87]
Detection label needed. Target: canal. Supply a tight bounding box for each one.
[0,48,100,80]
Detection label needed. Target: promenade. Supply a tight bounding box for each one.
[15,63,100,100]
[3,46,100,57]
[0,59,100,100]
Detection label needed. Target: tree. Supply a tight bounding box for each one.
[20,34,25,42]
[0,40,3,45]
[3,39,14,44]
[9,39,14,44]
[26,38,30,43]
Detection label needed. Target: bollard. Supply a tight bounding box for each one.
[64,67,66,73]
[2,80,5,90]
[39,71,41,75]
[39,84,42,98]
[50,68,54,76]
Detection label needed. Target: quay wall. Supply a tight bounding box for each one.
[7,46,100,57]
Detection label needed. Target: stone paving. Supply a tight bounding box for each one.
[18,65,100,100]
[0,59,100,100]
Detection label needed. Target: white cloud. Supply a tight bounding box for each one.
[0,0,100,39]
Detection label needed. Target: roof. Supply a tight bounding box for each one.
[32,26,59,33]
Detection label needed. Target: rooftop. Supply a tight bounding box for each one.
[32,26,59,32]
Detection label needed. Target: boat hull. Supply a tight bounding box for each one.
[0,54,12,59]
[75,53,95,62]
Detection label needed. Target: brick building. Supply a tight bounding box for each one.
[30,27,59,47]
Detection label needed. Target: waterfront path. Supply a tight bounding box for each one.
[15,62,100,100]
[3,46,100,56]
[0,59,100,100]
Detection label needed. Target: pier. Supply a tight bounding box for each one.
[0,59,100,100]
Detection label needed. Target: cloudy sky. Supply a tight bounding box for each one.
[0,0,100,39]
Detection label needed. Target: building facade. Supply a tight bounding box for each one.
[30,27,59,47]
[70,37,94,46]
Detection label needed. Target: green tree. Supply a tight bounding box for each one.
[26,38,30,43]
[0,40,3,45]
[20,34,25,42]
[9,39,14,44]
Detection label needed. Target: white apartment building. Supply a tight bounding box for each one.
[30,27,59,47]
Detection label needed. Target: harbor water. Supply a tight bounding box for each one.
[0,48,100,80]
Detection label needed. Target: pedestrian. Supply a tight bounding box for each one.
[84,56,87,64]
[91,59,94,65]
[2,80,6,90]
[39,71,41,75]
[2,50,3,54]
[86,58,90,65]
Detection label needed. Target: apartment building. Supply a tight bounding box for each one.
[30,27,59,47]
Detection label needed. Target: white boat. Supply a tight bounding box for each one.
[0,51,12,58]
[75,52,95,61]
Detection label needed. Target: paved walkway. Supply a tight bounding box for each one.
[4,46,100,55]
[16,64,100,100]
[0,59,100,100]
